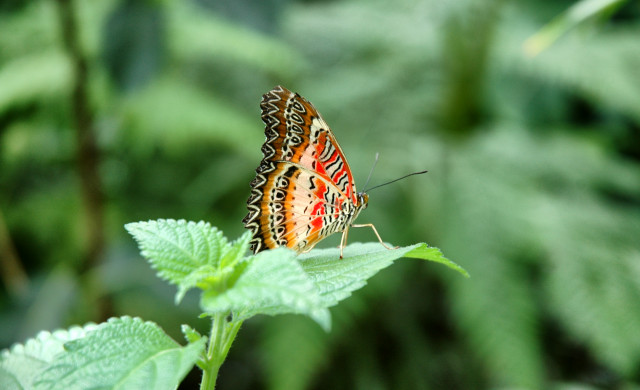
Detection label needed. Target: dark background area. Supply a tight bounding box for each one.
[1,0,639,389]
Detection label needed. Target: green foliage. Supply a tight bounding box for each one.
[259,316,329,390]
[513,26,640,123]
[0,323,98,390]
[125,220,242,303]
[434,128,640,388]
[1,317,204,390]
[126,219,465,332]
[524,0,629,56]
[200,247,331,330]
[0,52,70,116]
[35,317,205,390]
[119,77,260,157]
[168,0,306,75]
[1,221,461,389]
[2,0,640,388]
[125,220,330,329]
[258,1,640,389]
[299,243,467,307]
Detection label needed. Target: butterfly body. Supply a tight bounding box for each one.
[243,86,387,257]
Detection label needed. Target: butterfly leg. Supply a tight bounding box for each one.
[300,242,318,254]
[339,226,350,259]
[351,224,397,250]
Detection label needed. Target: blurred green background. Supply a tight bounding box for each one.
[1,0,640,388]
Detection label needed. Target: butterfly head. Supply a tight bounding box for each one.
[356,192,369,210]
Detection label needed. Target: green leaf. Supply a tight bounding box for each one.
[125,219,236,302]
[403,244,469,277]
[220,232,251,269]
[201,248,331,331]
[0,51,70,116]
[0,323,98,390]
[299,242,467,307]
[524,0,627,56]
[181,325,206,370]
[169,1,306,76]
[33,316,205,390]
[260,316,329,390]
[181,324,203,345]
[125,220,459,333]
[119,77,260,158]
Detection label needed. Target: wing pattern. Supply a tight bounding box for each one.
[243,86,364,253]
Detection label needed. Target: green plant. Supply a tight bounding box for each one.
[0,219,466,389]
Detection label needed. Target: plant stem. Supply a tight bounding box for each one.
[0,209,29,298]
[200,313,242,390]
[55,0,105,273]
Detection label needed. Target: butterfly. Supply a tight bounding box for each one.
[242,86,393,258]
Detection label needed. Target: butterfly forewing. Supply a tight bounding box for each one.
[244,86,362,253]
[258,86,357,201]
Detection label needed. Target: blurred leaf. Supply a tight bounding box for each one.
[524,0,628,56]
[540,194,640,375]
[4,186,84,269]
[1,121,74,165]
[0,1,59,60]
[18,267,79,342]
[499,21,640,124]
[102,0,166,91]
[0,52,70,116]
[260,315,329,390]
[0,322,98,390]
[169,0,306,76]
[2,0,640,387]
[199,0,289,33]
[119,76,259,157]
[552,384,603,390]
[33,316,205,390]
[437,126,640,387]
[299,242,467,307]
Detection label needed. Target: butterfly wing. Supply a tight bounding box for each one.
[258,86,357,202]
[244,86,359,253]
[245,161,353,252]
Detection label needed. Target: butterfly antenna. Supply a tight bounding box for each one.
[361,152,379,192]
[365,170,428,192]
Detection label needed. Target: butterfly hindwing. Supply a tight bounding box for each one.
[247,161,354,252]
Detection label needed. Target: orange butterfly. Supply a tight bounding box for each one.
[243,86,394,258]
